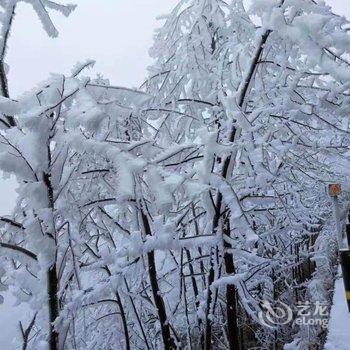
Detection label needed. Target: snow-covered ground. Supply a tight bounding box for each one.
[325,268,350,350]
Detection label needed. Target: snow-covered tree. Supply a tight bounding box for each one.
[144,0,350,348]
[1,0,350,349]
[0,0,76,107]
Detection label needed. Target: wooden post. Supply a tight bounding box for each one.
[329,184,350,312]
[340,250,350,312]
[346,224,350,250]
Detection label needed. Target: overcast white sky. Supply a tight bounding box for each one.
[0,0,349,348]
[8,0,178,96]
[6,0,350,97]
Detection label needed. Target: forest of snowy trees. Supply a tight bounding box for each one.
[0,0,350,349]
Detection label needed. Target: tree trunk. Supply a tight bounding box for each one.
[0,4,16,127]
[124,277,151,350]
[116,292,131,350]
[47,265,59,350]
[141,211,176,350]
[223,216,240,350]
[203,25,274,348]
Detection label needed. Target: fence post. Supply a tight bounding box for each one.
[328,184,350,312]
[345,204,350,251]
[340,250,350,312]
[329,184,343,249]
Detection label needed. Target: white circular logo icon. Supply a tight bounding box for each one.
[258,300,293,328]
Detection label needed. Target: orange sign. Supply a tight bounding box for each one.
[329,183,342,197]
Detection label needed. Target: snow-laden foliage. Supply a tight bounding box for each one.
[0,0,350,349]
[0,0,75,128]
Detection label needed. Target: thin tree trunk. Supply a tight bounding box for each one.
[124,278,151,350]
[20,313,37,350]
[203,192,224,350]
[116,292,131,350]
[204,27,273,349]
[191,203,206,287]
[204,261,215,350]
[141,211,176,350]
[185,248,200,309]
[0,4,16,126]
[223,217,240,350]
[44,136,60,350]
[47,265,59,350]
